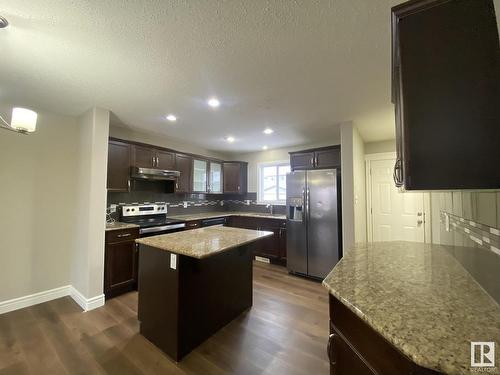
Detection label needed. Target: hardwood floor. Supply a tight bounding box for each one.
[0,262,330,375]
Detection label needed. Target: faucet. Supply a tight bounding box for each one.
[266,204,274,215]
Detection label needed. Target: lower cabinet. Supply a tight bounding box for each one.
[104,228,140,299]
[328,295,440,375]
[227,216,287,265]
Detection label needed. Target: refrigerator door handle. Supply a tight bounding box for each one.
[303,188,307,223]
[306,188,311,222]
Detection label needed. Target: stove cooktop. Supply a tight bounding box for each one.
[121,216,185,229]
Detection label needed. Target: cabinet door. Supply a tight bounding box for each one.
[209,162,223,194]
[107,140,130,192]
[192,159,208,192]
[104,240,137,298]
[256,224,281,259]
[156,150,175,170]
[175,154,192,193]
[315,148,341,169]
[278,226,287,261]
[223,162,246,194]
[290,152,315,170]
[132,145,155,168]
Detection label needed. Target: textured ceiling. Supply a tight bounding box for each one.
[2,0,492,152]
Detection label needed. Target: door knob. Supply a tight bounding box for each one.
[417,220,423,225]
[417,212,423,217]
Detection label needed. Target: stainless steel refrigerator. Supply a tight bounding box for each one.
[286,169,342,279]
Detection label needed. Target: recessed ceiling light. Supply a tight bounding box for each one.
[208,97,220,108]
[0,16,9,29]
[263,128,274,135]
[262,145,268,150]
[225,136,235,143]
[166,114,177,122]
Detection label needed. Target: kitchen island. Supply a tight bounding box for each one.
[323,241,500,375]
[135,225,273,361]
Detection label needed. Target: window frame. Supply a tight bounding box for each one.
[257,160,290,205]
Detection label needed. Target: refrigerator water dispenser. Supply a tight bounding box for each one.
[288,197,304,222]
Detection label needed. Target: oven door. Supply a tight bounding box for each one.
[139,223,186,238]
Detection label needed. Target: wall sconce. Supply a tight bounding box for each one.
[0,107,38,134]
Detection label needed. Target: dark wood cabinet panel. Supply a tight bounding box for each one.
[132,145,155,168]
[175,154,192,193]
[290,152,315,170]
[290,146,341,171]
[104,228,140,299]
[315,148,341,169]
[391,0,500,190]
[223,162,248,194]
[226,216,286,264]
[328,295,440,375]
[107,140,130,192]
[156,150,175,170]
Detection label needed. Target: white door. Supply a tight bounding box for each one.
[370,159,425,242]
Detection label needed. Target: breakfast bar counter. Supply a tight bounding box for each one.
[135,226,273,361]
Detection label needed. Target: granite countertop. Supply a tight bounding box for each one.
[323,241,500,375]
[105,222,140,231]
[168,211,287,221]
[135,225,273,259]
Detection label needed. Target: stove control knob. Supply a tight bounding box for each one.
[126,209,130,212]
[132,208,136,212]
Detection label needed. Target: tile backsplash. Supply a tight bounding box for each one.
[432,191,500,256]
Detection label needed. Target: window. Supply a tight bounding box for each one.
[258,161,290,204]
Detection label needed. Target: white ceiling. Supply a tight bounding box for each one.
[1,0,412,152]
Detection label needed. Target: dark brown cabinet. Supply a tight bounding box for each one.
[175,154,192,193]
[290,146,340,171]
[223,162,248,194]
[107,140,130,192]
[104,228,140,299]
[391,0,500,190]
[328,295,439,375]
[226,216,286,264]
[132,145,175,170]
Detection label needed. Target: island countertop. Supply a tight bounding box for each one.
[135,225,273,259]
[323,241,500,375]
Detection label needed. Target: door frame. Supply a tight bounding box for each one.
[365,152,432,243]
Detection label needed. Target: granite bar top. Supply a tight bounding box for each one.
[105,222,140,231]
[323,241,500,375]
[168,211,286,221]
[136,226,273,259]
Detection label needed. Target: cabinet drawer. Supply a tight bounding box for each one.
[106,228,139,244]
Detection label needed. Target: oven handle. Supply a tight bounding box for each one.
[139,223,186,235]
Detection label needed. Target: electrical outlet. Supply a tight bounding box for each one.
[110,204,117,213]
[183,201,188,208]
[220,201,224,206]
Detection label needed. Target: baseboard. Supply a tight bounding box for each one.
[70,287,105,312]
[0,285,71,315]
[0,285,105,315]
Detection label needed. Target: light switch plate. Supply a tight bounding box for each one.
[445,213,450,232]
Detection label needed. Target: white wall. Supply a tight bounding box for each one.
[352,126,367,243]
[0,105,79,301]
[365,139,396,154]
[109,125,229,160]
[233,140,340,193]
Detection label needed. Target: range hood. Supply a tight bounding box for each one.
[131,167,180,181]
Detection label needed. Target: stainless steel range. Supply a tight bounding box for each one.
[119,204,185,237]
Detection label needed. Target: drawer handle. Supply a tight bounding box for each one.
[327,334,336,365]
[117,233,131,238]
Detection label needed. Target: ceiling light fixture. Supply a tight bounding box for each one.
[208,97,220,108]
[166,114,177,122]
[225,136,235,143]
[262,145,268,150]
[0,16,9,29]
[0,107,38,134]
[263,128,274,135]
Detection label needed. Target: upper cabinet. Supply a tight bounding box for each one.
[223,162,248,194]
[290,146,341,171]
[391,0,500,190]
[175,154,192,193]
[131,145,175,170]
[192,159,208,193]
[208,161,223,194]
[107,140,131,192]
